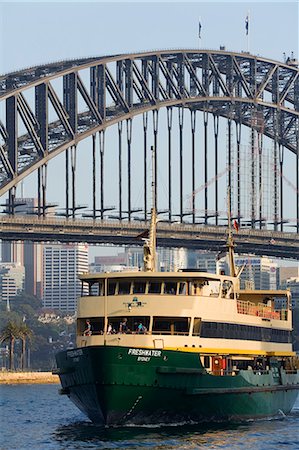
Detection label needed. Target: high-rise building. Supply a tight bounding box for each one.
[195,252,218,273]
[43,244,89,312]
[279,277,299,309]
[1,198,43,298]
[0,263,25,308]
[233,256,278,290]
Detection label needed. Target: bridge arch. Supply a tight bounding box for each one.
[0,49,298,230]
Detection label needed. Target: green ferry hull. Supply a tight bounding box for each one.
[55,346,299,426]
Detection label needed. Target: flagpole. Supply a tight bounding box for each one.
[247,11,250,52]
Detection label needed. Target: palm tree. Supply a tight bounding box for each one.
[0,321,22,370]
[19,323,33,370]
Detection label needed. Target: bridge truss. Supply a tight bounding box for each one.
[0,50,298,247]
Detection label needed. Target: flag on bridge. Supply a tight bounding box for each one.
[198,20,202,39]
[245,14,249,35]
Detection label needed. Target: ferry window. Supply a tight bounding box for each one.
[107,316,150,334]
[77,317,104,335]
[118,281,132,295]
[192,279,220,297]
[108,281,117,296]
[192,282,202,295]
[88,281,103,296]
[178,282,187,295]
[133,281,146,294]
[148,281,162,294]
[193,318,202,336]
[164,281,177,295]
[152,317,190,335]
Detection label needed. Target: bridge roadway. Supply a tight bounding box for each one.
[0,216,298,260]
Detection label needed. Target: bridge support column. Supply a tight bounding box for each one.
[126,119,132,221]
[213,115,219,226]
[179,107,184,223]
[191,110,196,224]
[118,121,123,220]
[71,145,76,219]
[99,131,105,220]
[204,110,208,224]
[153,110,159,210]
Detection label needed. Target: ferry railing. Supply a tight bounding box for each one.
[236,299,286,320]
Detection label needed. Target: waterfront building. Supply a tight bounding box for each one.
[43,244,89,312]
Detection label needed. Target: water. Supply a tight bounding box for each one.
[0,385,298,450]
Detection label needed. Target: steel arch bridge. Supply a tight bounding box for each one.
[0,49,298,245]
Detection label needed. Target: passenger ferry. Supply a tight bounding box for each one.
[55,152,299,426]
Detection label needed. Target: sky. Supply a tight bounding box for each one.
[0,1,298,72]
[0,1,298,262]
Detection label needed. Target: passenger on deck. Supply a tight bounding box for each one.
[119,318,128,333]
[83,319,92,336]
[137,321,147,334]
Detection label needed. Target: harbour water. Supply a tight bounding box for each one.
[0,384,298,449]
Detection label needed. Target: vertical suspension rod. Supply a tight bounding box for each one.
[297,120,299,233]
[273,112,278,231]
[118,121,123,220]
[167,108,173,222]
[191,110,196,224]
[213,115,219,226]
[204,110,208,224]
[42,164,47,218]
[228,117,232,219]
[236,120,241,224]
[251,128,255,228]
[279,144,284,232]
[65,148,69,218]
[92,134,96,219]
[71,145,76,219]
[153,110,158,210]
[258,132,263,229]
[126,119,132,221]
[99,131,105,220]
[143,113,148,221]
[37,168,41,216]
[179,107,184,223]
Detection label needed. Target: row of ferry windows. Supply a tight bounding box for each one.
[78,316,291,343]
[78,316,196,336]
[82,278,232,297]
